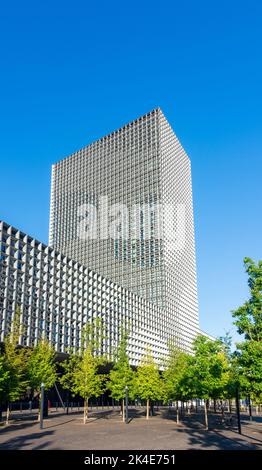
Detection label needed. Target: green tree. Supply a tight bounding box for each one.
[185,335,230,430]
[107,334,135,422]
[27,339,57,420]
[232,258,262,408]
[0,352,10,421]
[80,317,105,356]
[218,333,238,413]
[3,307,30,424]
[59,350,79,394]
[60,319,107,424]
[0,354,9,393]
[136,350,162,419]
[62,347,105,423]
[162,343,190,423]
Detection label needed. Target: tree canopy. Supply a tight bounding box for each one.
[232,258,262,402]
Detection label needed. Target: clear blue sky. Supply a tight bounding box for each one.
[1,1,261,345]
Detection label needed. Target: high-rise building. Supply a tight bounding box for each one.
[49,108,199,349]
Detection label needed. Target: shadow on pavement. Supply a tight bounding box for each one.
[175,426,260,450]
[0,430,55,450]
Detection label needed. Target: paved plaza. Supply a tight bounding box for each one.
[0,408,261,450]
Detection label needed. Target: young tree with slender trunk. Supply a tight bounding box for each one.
[27,339,57,421]
[162,343,190,424]
[3,307,30,424]
[60,319,106,424]
[185,335,230,430]
[107,333,135,422]
[62,347,105,423]
[0,353,10,422]
[136,350,162,419]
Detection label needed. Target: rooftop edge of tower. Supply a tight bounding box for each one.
[53,107,166,166]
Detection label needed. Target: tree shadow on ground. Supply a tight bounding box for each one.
[160,409,205,428]
[0,430,55,450]
[68,409,125,424]
[230,419,262,444]
[83,408,148,423]
[159,409,262,449]
[43,418,77,429]
[127,408,155,423]
[0,420,39,436]
[87,410,119,420]
[175,426,260,450]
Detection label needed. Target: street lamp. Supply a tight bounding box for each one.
[235,385,242,435]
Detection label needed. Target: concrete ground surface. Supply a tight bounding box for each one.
[0,408,261,450]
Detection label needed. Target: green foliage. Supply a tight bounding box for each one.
[219,334,238,399]
[3,307,30,402]
[235,340,262,399]
[107,334,135,401]
[80,317,105,356]
[64,347,105,401]
[27,339,57,393]
[219,332,233,359]
[0,353,10,396]
[182,335,230,401]
[232,258,262,342]
[60,350,80,392]
[136,350,162,402]
[162,343,190,403]
[61,319,107,402]
[232,258,262,400]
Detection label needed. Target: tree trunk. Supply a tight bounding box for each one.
[146,399,149,419]
[66,391,69,415]
[204,400,208,430]
[122,399,125,423]
[229,399,232,414]
[214,399,217,413]
[84,399,88,424]
[176,401,179,424]
[221,401,225,420]
[249,397,252,421]
[6,402,10,425]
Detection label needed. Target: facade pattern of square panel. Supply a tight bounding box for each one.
[0,221,172,365]
[49,109,200,350]
[49,110,164,306]
[158,112,199,349]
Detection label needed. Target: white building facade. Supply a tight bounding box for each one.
[0,221,170,365]
[49,109,199,350]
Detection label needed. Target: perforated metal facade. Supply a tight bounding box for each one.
[0,221,169,364]
[49,108,199,350]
